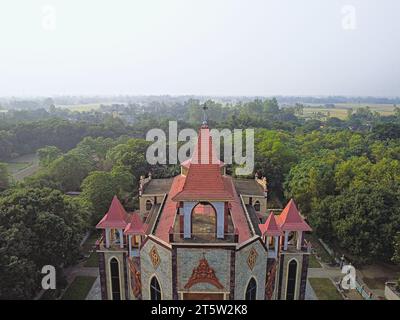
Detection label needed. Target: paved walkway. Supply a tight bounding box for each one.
[308,267,342,280]
[305,280,318,300]
[63,266,99,283]
[86,276,101,300]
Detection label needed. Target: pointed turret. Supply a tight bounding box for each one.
[124,212,147,235]
[259,211,282,237]
[277,199,311,232]
[96,195,129,229]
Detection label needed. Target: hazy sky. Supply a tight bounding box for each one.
[0,0,399,97]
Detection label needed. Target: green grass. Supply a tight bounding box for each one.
[81,231,100,254]
[303,103,396,120]
[305,234,335,265]
[309,278,343,300]
[308,254,322,268]
[6,162,30,174]
[84,252,99,268]
[62,276,96,300]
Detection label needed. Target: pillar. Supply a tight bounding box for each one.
[296,231,303,250]
[183,202,196,239]
[128,235,132,257]
[284,231,289,250]
[105,228,110,248]
[211,202,225,239]
[274,236,279,255]
[119,229,124,248]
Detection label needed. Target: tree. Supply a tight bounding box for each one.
[310,185,400,264]
[0,163,9,191]
[80,167,133,224]
[49,152,94,191]
[37,146,62,167]
[0,188,89,299]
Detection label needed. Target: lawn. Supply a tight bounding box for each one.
[6,162,30,174]
[309,278,343,300]
[84,252,99,267]
[308,254,322,268]
[62,276,97,300]
[305,234,335,265]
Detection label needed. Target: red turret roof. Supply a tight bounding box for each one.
[276,199,312,232]
[259,211,282,236]
[173,125,232,201]
[124,211,147,235]
[96,196,129,229]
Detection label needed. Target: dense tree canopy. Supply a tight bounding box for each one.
[0,188,90,299]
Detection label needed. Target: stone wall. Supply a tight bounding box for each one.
[140,238,173,300]
[241,195,267,215]
[234,239,267,300]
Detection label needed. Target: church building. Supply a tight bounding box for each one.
[96,120,312,300]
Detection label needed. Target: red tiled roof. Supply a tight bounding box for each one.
[276,199,312,232]
[154,175,186,242]
[259,211,282,236]
[226,177,252,243]
[124,211,147,235]
[172,164,233,201]
[96,195,129,229]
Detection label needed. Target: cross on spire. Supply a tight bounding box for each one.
[202,103,208,127]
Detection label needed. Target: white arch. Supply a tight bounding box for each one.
[107,255,123,300]
[284,258,299,300]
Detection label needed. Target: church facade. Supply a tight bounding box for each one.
[95,122,312,300]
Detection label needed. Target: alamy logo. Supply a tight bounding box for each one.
[146,121,254,176]
[340,264,356,290]
[41,265,56,290]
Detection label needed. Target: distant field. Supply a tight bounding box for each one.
[5,153,39,181]
[303,103,396,120]
[57,103,103,112]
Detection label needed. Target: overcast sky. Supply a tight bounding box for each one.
[0,0,399,97]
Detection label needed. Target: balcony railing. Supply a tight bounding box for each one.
[169,231,238,244]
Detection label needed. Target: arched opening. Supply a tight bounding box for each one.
[150,276,162,300]
[191,202,217,241]
[110,258,121,300]
[286,259,298,300]
[245,277,257,300]
[254,201,260,212]
[146,200,153,211]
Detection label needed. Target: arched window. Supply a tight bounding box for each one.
[254,201,260,212]
[146,200,153,211]
[245,278,257,300]
[191,202,217,240]
[286,259,298,300]
[110,258,121,300]
[150,276,161,300]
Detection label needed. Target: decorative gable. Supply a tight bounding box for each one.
[184,256,224,289]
